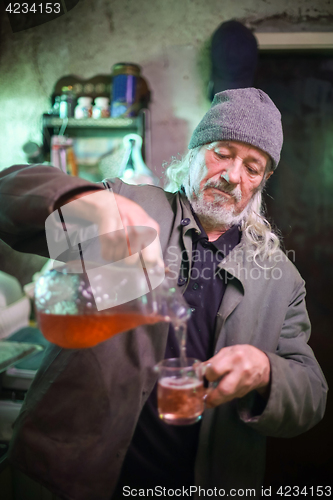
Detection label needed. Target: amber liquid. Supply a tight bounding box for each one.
[157,376,205,425]
[37,311,165,349]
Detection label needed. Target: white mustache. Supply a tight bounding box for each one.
[204,180,242,202]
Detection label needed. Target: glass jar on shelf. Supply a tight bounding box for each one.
[74,96,93,119]
[92,97,110,118]
[59,86,75,118]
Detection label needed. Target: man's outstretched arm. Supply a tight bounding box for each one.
[0,164,162,265]
[0,164,102,255]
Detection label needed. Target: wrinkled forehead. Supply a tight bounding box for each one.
[206,140,265,154]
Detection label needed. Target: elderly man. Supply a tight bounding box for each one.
[0,88,327,500]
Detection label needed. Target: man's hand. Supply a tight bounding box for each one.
[204,345,271,408]
[53,189,163,267]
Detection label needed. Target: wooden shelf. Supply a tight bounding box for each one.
[43,116,140,129]
[42,113,146,158]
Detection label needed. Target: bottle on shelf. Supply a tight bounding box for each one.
[74,97,93,119]
[92,97,110,118]
[110,63,141,118]
[50,96,61,116]
[59,86,76,118]
[119,134,159,186]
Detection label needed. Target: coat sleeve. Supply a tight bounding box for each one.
[0,164,103,256]
[238,278,328,438]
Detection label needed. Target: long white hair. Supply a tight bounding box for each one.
[164,146,280,260]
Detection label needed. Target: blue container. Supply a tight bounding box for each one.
[111,63,141,118]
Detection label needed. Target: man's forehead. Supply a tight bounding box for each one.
[209,140,261,151]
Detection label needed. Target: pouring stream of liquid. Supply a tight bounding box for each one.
[174,322,187,367]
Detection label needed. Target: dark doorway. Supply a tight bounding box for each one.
[255,51,333,495]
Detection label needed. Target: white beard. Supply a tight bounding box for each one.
[190,192,254,230]
[184,148,256,230]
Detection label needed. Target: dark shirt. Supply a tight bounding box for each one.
[114,222,241,496]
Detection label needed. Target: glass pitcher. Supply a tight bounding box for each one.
[34,261,190,349]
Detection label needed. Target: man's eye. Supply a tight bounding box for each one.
[246,165,258,175]
[215,152,230,160]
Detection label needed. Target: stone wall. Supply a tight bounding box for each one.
[0,0,332,178]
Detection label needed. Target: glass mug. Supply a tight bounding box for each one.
[34,261,190,349]
[155,358,206,426]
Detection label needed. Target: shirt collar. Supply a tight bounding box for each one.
[213,224,242,257]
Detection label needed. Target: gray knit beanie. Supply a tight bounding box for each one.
[188,88,283,169]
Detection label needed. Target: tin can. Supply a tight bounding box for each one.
[111,63,141,118]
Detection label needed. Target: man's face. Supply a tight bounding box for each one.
[189,140,271,218]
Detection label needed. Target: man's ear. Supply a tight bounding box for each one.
[265,171,274,181]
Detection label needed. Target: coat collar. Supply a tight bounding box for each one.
[177,191,248,284]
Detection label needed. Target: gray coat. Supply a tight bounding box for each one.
[0,165,328,500]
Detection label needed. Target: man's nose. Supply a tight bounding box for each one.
[221,159,242,184]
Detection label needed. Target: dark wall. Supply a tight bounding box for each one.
[255,52,333,493]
